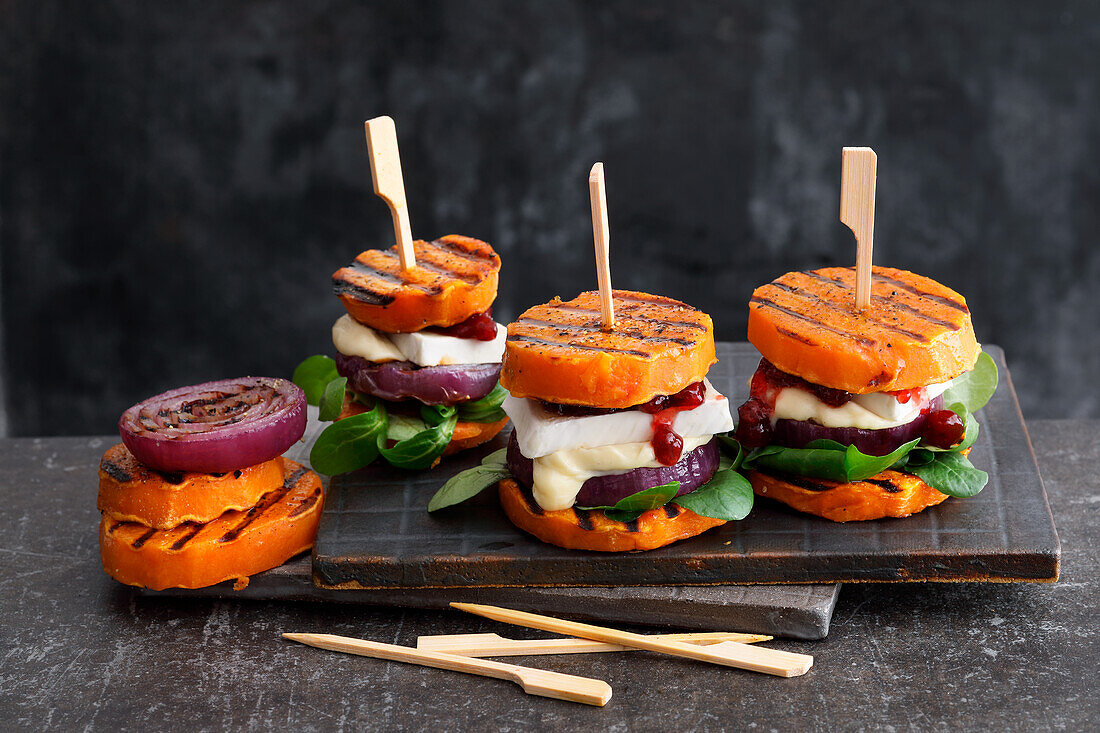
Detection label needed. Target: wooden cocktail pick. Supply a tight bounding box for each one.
[416,631,773,657]
[589,162,615,328]
[839,146,878,310]
[282,633,612,707]
[364,115,416,270]
[450,603,813,677]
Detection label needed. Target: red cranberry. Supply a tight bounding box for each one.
[429,309,497,341]
[735,397,774,448]
[921,410,966,449]
[652,419,684,466]
[667,381,706,410]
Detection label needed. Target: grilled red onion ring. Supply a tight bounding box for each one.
[773,395,944,456]
[335,354,500,405]
[118,377,306,473]
[506,432,721,508]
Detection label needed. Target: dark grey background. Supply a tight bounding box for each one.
[1,1,1097,436]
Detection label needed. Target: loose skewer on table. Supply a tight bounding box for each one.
[282,632,612,707]
[450,603,813,677]
[416,631,773,657]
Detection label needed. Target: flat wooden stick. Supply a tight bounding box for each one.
[588,162,615,329]
[283,633,611,707]
[365,116,415,270]
[417,631,773,657]
[450,603,812,677]
[839,147,877,310]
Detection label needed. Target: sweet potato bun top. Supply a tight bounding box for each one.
[332,235,500,333]
[502,290,716,408]
[747,266,979,393]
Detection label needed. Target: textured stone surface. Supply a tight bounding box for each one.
[1,2,1098,436]
[1,421,1097,730]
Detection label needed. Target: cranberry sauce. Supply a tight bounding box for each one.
[426,309,497,341]
[734,358,942,450]
[921,409,966,449]
[539,382,707,466]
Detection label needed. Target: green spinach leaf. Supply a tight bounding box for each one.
[292,355,339,405]
[309,403,387,475]
[318,377,348,422]
[458,383,509,423]
[427,449,510,512]
[578,481,682,523]
[378,413,458,470]
[675,468,754,521]
[907,451,989,498]
[942,351,998,415]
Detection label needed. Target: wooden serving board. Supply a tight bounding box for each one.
[313,344,1059,588]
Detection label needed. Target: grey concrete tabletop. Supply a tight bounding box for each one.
[1,420,1096,731]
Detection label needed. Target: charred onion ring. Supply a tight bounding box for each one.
[118,377,306,473]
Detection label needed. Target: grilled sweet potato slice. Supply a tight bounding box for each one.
[747,266,979,393]
[333,235,500,333]
[502,290,717,408]
[98,443,284,529]
[749,468,948,522]
[499,478,725,552]
[99,458,323,590]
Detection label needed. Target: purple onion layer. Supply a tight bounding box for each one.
[505,432,721,508]
[335,354,500,406]
[772,394,944,456]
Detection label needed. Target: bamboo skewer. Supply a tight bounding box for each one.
[839,146,878,311]
[365,115,416,270]
[417,631,773,657]
[588,162,615,329]
[450,603,813,677]
[282,633,612,707]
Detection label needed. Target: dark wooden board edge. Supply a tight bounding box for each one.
[137,555,841,640]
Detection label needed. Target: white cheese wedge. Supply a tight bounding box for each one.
[332,314,506,368]
[531,435,713,511]
[850,380,952,422]
[389,326,507,367]
[773,378,954,430]
[332,314,405,363]
[503,379,735,459]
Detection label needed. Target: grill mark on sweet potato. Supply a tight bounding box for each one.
[131,527,157,549]
[216,467,306,544]
[170,524,202,551]
[664,503,682,519]
[864,477,903,493]
[776,326,817,346]
[331,277,397,306]
[288,487,323,517]
[624,517,641,533]
[376,248,482,285]
[801,271,962,330]
[518,483,544,515]
[873,272,969,313]
[514,318,698,346]
[573,507,595,531]
[768,279,932,343]
[553,306,708,331]
[344,261,444,295]
[750,296,877,347]
[425,236,498,263]
[507,334,651,358]
[100,458,132,484]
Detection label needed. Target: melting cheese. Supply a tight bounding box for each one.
[503,380,735,459]
[331,314,506,367]
[772,380,953,430]
[531,435,713,512]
